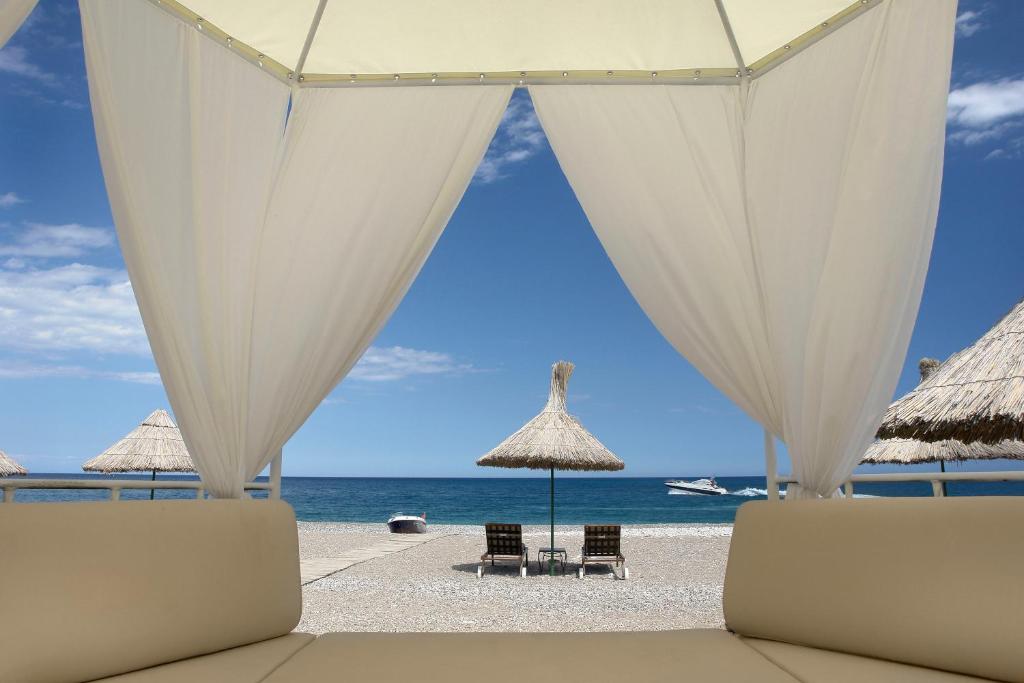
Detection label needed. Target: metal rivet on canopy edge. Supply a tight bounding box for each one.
[298,75,305,83]
[195,17,203,30]
[431,74,438,83]
[561,71,568,78]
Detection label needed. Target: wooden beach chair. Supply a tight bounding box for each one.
[478,523,529,578]
[579,524,628,579]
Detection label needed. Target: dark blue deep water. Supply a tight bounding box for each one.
[10,474,1024,524]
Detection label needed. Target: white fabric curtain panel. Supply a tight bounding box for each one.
[531,0,956,498]
[81,0,511,497]
[0,0,38,48]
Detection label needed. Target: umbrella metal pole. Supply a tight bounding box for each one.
[549,466,555,576]
[151,469,156,500]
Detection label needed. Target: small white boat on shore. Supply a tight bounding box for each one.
[387,512,427,534]
[665,478,727,496]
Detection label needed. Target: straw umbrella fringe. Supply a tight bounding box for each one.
[877,299,1024,444]
[0,449,28,477]
[478,361,623,575]
[867,355,1024,496]
[863,438,1024,464]
[866,357,1024,464]
[83,409,195,499]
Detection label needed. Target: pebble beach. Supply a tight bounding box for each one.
[297,522,732,634]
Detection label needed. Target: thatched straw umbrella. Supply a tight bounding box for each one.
[0,449,27,477]
[868,355,1024,495]
[83,409,195,499]
[477,361,623,575]
[877,299,1024,444]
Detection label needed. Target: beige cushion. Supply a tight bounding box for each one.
[741,638,993,682]
[262,630,799,683]
[0,500,302,683]
[93,633,315,683]
[724,498,1024,682]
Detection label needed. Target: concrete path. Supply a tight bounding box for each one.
[300,533,446,585]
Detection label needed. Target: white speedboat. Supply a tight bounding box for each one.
[387,512,427,534]
[665,478,727,496]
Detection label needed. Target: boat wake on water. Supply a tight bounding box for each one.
[669,486,877,498]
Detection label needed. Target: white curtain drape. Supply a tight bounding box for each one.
[0,0,37,48]
[531,0,956,498]
[81,0,511,497]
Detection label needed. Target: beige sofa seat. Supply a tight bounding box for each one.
[261,630,800,683]
[741,638,993,683]
[92,633,315,683]
[724,498,1024,682]
[0,500,303,683]
[5,496,1022,683]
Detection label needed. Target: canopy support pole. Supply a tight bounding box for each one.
[150,468,156,500]
[293,0,329,79]
[939,460,948,497]
[713,0,747,77]
[764,429,779,501]
[549,466,556,576]
[270,450,283,500]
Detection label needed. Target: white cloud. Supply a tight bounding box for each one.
[947,78,1024,159]
[0,46,55,83]
[955,9,987,38]
[0,224,467,386]
[0,263,149,355]
[0,192,24,208]
[349,345,472,381]
[947,120,1023,147]
[474,92,547,184]
[0,223,114,258]
[985,137,1024,161]
[0,361,160,385]
[6,83,85,110]
[948,78,1024,128]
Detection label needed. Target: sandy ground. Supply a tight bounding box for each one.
[296,522,732,634]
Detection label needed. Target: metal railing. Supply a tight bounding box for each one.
[762,429,1024,499]
[773,470,1024,499]
[1,478,272,503]
[2,451,284,503]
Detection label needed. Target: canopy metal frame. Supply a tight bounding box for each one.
[148,0,879,88]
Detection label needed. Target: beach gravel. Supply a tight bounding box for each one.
[296,523,730,634]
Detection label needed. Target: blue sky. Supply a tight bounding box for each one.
[0,1,1022,479]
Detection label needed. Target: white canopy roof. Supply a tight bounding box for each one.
[158,0,867,83]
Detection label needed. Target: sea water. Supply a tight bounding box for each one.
[11,474,1024,524]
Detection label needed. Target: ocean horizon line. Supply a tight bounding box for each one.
[20,472,767,480]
